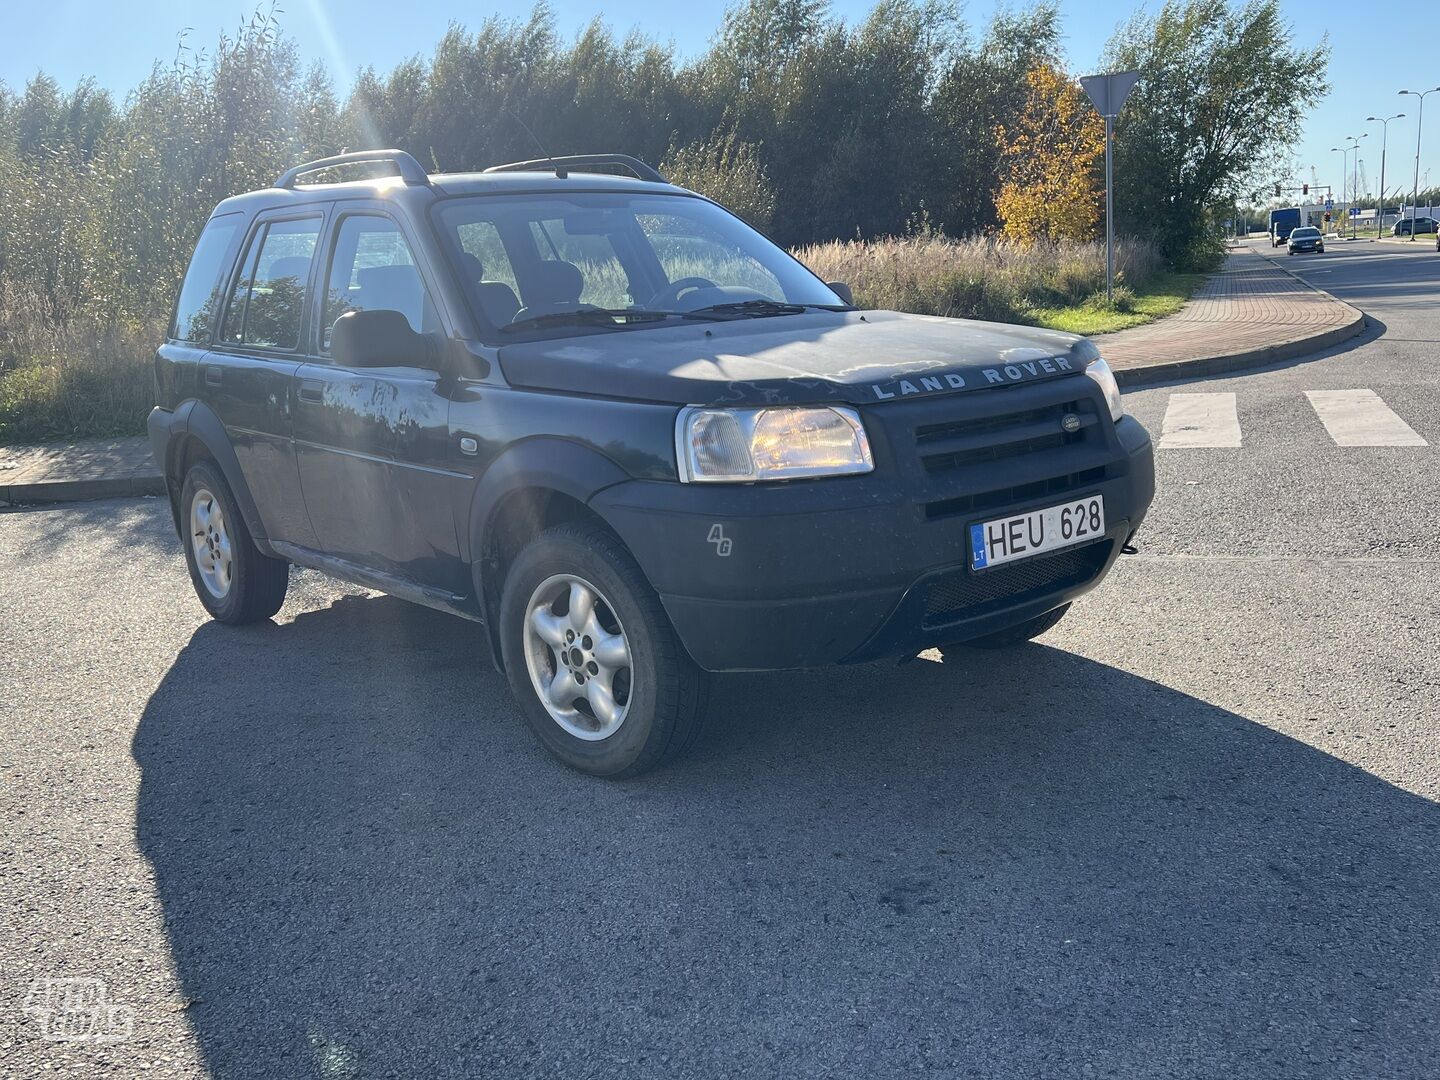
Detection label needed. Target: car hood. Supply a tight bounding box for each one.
[495,309,1099,407]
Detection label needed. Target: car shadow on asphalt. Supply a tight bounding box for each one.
[132,593,1440,1078]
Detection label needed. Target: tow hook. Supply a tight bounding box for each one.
[1121,530,1140,556]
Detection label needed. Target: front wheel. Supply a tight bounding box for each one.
[938,603,1071,656]
[498,522,709,777]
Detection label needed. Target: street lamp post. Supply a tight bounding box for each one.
[1367,113,1405,239]
[1398,88,1440,240]
[1344,135,1367,239]
[1331,137,1366,239]
[1329,147,1348,234]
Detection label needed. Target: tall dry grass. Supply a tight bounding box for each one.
[793,234,1162,322]
[0,284,158,443]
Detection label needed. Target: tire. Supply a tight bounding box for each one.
[179,460,288,624]
[498,522,709,778]
[939,603,1072,655]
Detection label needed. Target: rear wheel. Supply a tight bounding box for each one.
[179,461,288,624]
[499,522,709,777]
[938,603,1071,656]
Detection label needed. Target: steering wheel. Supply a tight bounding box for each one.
[648,277,718,310]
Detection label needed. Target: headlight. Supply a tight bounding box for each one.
[676,406,874,483]
[1085,358,1124,422]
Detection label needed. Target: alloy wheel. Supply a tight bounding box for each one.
[522,574,633,740]
[189,487,232,599]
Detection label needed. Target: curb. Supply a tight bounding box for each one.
[1112,247,1369,388]
[0,472,166,507]
[1113,311,1367,388]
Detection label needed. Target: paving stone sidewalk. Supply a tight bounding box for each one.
[0,246,1364,505]
[1101,246,1364,385]
[0,437,162,505]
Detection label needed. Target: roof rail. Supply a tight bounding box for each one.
[276,149,429,189]
[482,154,667,184]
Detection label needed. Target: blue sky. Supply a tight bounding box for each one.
[3,0,1437,202]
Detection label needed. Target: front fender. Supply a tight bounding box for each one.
[464,437,634,565]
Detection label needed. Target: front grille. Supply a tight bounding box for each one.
[921,429,1080,472]
[923,466,1108,520]
[884,386,1112,520]
[922,541,1112,627]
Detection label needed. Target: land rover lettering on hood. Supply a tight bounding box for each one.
[150,149,1155,777]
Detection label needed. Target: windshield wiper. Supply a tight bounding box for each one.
[685,299,822,317]
[501,308,678,333]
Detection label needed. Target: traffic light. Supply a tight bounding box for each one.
[1324,211,1332,222]
[1274,183,1282,197]
[1302,183,1309,195]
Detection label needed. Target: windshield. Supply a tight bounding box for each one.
[433,192,845,338]
[1292,227,1319,237]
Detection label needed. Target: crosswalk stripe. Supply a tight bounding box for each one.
[1304,389,1428,447]
[1158,393,1242,448]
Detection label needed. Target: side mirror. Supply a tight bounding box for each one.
[330,309,430,369]
[827,281,855,306]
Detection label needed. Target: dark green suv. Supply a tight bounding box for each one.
[152,150,1155,776]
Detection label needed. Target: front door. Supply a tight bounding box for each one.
[292,207,464,592]
[207,210,327,548]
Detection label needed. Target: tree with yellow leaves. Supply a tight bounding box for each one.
[995,65,1107,244]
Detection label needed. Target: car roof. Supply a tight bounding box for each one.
[210,169,697,218]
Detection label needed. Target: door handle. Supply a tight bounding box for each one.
[298,379,324,404]
[204,366,223,387]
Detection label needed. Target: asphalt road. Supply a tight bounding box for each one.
[2,239,1438,1078]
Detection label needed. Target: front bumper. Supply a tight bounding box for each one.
[594,377,1155,671]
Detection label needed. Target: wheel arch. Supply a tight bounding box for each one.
[160,400,273,555]
[466,439,637,669]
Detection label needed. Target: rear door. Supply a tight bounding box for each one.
[209,209,328,547]
[292,204,464,592]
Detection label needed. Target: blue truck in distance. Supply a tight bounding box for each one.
[1269,207,1301,247]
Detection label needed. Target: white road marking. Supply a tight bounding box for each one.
[1159,393,1242,448]
[1305,389,1428,447]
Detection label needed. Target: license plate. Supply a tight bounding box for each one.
[970,495,1104,570]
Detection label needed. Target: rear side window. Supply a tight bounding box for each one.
[171,217,240,342]
[222,217,322,350]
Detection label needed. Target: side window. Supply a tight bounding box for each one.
[171,217,240,343]
[221,216,322,350]
[321,215,438,350]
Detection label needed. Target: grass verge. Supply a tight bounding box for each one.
[1025,272,1207,335]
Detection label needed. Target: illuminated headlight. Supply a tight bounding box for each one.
[1085,358,1124,422]
[676,406,873,483]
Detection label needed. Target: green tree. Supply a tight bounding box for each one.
[927,5,1060,237]
[1103,0,1330,268]
[662,131,775,231]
